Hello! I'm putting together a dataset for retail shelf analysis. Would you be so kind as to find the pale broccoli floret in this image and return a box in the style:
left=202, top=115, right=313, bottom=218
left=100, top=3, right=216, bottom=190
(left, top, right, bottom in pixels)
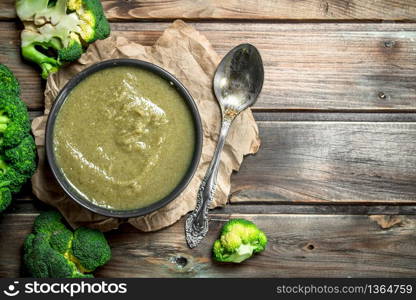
left=16, top=0, right=110, bottom=79
left=212, top=219, right=267, bottom=263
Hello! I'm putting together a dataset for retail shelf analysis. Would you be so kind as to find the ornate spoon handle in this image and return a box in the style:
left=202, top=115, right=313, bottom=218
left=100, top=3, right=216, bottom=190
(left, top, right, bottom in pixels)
left=185, top=118, right=232, bottom=248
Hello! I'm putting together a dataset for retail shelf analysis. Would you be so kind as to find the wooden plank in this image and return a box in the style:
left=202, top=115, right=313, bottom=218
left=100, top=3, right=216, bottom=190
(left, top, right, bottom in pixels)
left=230, top=121, right=416, bottom=204
left=255, top=112, right=416, bottom=122
left=109, top=22, right=416, bottom=111
left=1, top=22, right=415, bottom=111
left=8, top=198, right=416, bottom=216
left=2, top=0, right=416, bottom=21
left=219, top=203, right=416, bottom=215
left=1, top=213, right=416, bottom=277
left=9, top=120, right=416, bottom=205
left=28, top=108, right=416, bottom=125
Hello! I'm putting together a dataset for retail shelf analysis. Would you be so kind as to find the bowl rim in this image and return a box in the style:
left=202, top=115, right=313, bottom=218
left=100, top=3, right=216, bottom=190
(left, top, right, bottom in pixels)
left=45, top=58, right=203, bottom=218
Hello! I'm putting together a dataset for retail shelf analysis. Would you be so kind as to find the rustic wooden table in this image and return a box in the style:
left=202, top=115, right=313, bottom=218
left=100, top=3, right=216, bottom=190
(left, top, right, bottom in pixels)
left=1, top=0, right=416, bottom=278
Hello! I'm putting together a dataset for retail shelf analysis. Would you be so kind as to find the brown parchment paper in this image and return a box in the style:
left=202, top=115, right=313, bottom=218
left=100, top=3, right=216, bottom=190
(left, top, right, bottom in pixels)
left=31, top=20, right=261, bottom=232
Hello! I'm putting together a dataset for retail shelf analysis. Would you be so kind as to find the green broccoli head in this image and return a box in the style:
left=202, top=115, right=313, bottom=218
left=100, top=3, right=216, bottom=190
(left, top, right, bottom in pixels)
left=58, top=34, right=84, bottom=62
left=0, top=187, right=12, bottom=213
left=24, top=232, right=90, bottom=278
left=0, top=133, right=36, bottom=194
left=0, top=92, right=35, bottom=196
left=212, top=219, right=267, bottom=263
left=67, top=0, right=110, bottom=43
left=33, top=210, right=66, bottom=234
left=4, top=135, right=37, bottom=176
left=23, top=211, right=111, bottom=278
left=0, top=167, right=27, bottom=194
left=24, top=232, right=78, bottom=278
left=0, top=65, right=20, bottom=96
left=0, top=66, right=35, bottom=212
left=71, top=227, right=112, bottom=272
left=17, top=0, right=111, bottom=79
left=0, top=92, right=30, bottom=149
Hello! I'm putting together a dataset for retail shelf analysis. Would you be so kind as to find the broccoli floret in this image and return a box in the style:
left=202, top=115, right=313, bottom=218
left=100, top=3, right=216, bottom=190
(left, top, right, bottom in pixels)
left=33, top=210, right=66, bottom=234
left=0, top=65, right=20, bottom=96
left=21, top=26, right=83, bottom=79
left=0, top=164, right=27, bottom=193
left=68, top=0, right=110, bottom=43
left=71, top=227, right=111, bottom=272
left=58, top=34, right=84, bottom=62
left=23, top=211, right=111, bottom=278
left=24, top=232, right=86, bottom=278
left=212, top=219, right=267, bottom=263
left=0, top=68, right=36, bottom=208
left=4, top=135, right=37, bottom=176
left=33, top=211, right=73, bottom=254
left=17, top=0, right=111, bottom=79
left=50, top=228, right=73, bottom=254
left=0, top=186, right=12, bottom=213
left=20, top=36, right=62, bottom=80
left=0, top=133, right=36, bottom=194
left=0, top=92, right=30, bottom=149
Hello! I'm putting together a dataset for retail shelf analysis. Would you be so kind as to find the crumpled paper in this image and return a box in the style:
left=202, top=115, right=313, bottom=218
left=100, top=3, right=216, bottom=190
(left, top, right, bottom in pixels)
left=31, top=20, right=261, bottom=232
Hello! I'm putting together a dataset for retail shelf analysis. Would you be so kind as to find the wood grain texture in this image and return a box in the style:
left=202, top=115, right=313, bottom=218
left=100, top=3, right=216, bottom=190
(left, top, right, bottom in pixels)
left=6, top=120, right=416, bottom=205
left=12, top=111, right=416, bottom=206
left=1, top=213, right=416, bottom=278
left=230, top=121, right=416, bottom=204
left=7, top=199, right=416, bottom=218
left=2, top=0, right=416, bottom=21
left=8, top=120, right=416, bottom=205
left=1, top=22, right=415, bottom=111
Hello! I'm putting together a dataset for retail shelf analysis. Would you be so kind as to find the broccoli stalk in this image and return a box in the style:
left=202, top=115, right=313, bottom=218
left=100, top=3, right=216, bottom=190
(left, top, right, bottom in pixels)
left=212, top=219, right=268, bottom=263
left=21, top=41, right=62, bottom=80
left=24, top=211, right=112, bottom=278
left=16, top=0, right=111, bottom=79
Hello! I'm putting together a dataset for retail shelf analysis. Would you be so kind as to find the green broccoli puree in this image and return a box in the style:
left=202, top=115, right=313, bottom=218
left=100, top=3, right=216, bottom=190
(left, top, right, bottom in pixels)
left=53, top=66, right=196, bottom=210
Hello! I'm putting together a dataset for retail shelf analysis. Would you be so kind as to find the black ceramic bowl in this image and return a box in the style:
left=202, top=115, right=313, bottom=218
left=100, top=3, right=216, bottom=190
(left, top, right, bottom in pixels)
left=45, top=59, right=203, bottom=218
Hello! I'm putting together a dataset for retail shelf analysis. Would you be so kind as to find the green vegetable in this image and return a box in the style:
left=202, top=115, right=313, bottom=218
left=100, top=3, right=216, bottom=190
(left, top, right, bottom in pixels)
left=0, top=187, right=12, bottom=212
left=0, top=65, right=20, bottom=96
left=16, top=0, right=111, bottom=79
left=72, top=227, right=112, bottom=272
left=0, top=64, right=36, bottom=213
left=212, top=219, right=267, bottom=263
left=0, top=93, right=31, bottom=149
left=4, top=135, right=37, bottom=176
left=67, top=0, right=111, bottom=43
left=23, top=211, right=112, bottom=278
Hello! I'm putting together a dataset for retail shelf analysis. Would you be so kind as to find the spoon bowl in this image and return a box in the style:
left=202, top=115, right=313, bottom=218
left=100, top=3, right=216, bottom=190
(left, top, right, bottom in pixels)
left=213, top=44, right=264, bottom=113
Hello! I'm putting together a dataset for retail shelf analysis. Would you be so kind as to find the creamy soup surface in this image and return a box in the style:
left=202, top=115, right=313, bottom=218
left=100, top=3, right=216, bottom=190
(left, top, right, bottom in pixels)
left=54, top=66, right=196, bottom=210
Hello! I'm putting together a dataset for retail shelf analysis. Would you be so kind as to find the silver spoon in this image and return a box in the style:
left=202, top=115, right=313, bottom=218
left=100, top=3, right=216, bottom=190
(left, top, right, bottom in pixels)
left=185, top=44, right=264, bottom=248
